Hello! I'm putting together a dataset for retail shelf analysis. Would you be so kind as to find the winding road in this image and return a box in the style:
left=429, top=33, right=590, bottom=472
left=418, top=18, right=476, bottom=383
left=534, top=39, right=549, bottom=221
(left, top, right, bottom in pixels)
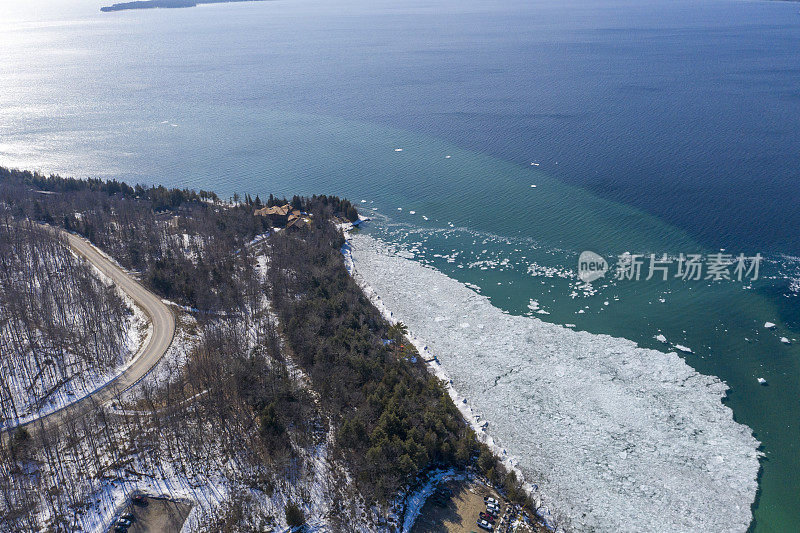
left=4, top=229, right=176, bottom=435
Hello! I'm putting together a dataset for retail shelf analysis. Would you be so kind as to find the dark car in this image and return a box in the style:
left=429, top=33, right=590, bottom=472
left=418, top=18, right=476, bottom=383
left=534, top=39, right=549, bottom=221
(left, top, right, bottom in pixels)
left=114, top=526, right=128, bottom=533
left=120, top=513, right=135, bottom=521
left=117, top=517, right=132, bottom=528
left=480, top=511, right=496, bottom=523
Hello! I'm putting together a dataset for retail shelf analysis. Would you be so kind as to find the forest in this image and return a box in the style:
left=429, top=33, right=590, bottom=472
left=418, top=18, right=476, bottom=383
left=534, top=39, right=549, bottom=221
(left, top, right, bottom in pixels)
left=0, top=219, right=134, bottom=426
left=0, top=167, right=536, bottom=531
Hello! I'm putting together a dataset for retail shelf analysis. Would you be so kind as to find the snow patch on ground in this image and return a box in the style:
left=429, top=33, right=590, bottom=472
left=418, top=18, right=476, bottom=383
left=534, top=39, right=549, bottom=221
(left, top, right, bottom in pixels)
left=401, top=469, right=464, bottom=533
left=347, top=233, right=761, bottom=533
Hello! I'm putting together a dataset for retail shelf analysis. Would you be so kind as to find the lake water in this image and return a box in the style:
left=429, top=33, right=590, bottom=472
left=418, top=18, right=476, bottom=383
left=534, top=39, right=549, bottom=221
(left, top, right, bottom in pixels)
left=1, top=0, right=799, bottom=530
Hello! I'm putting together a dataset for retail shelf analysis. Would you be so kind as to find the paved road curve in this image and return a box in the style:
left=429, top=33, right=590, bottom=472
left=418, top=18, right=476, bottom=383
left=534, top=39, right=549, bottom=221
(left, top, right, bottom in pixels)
left=4, top=229, right=176, bottom=435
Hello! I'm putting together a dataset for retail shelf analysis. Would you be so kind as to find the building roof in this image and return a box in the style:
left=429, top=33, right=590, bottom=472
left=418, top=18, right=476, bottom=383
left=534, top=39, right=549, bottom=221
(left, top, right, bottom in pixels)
left=255, top=204, right=291, bottom=217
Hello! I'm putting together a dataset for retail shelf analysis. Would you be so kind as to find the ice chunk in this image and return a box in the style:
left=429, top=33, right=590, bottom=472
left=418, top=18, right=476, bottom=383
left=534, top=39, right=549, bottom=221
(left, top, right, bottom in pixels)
left=655, top=334, right=668, bottom=343
left=764, top=322, right=776, bottom=329
left=780, top=337, right=791, bottom=345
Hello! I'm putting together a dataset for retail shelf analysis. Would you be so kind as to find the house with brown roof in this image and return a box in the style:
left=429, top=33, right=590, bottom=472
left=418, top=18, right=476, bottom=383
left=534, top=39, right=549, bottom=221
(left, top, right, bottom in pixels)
left=254, top=204, right=291, bottom=224
left=255, top=203, right=311, bottom=229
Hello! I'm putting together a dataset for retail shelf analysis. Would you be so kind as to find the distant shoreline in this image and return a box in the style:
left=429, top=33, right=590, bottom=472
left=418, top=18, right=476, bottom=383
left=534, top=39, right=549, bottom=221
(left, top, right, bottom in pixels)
left=101, top=0, right=267, bottom=13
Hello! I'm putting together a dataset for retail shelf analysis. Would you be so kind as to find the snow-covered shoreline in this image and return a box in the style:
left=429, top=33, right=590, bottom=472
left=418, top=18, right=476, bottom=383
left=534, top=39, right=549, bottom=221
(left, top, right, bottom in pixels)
left=343, top=231, right=559, bottom=530
left=345, top=231, right=761, bottom=532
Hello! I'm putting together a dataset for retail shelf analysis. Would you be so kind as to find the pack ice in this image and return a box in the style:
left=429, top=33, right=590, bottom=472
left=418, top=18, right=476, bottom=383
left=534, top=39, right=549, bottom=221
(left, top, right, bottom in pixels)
left=349, top=234, right=760, bottom=532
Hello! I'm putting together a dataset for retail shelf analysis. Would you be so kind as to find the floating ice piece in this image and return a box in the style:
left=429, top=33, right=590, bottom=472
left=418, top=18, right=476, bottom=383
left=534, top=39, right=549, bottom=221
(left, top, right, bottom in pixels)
left=160, top=120, right=169, bottom=124
left=445, top=155, right=451, bottom=158
left=655, top=334, right=668, bottom=343
left=394, top=148, right=403, bottom=152
left=780, top=337, right=791, bottom=345
left=361, top=199, right=366, bottom=203
left=409, top=210, right=416, bottom=214
left=531, top=162, right=540, bottom=166
left=764, top=322, right=776, bottom=329
left=422, top=216, right=429, bottom=221
left=531, top=184, right=537, bottom=188
left=757, top=377, right=767, bottom=385
left=565, top=323, right=576, bottom=328
left=170, top=124, right=178, bottom=127
left=397, top=207, right=402, bottom=211
left=674, top=344, right=693, bottom=353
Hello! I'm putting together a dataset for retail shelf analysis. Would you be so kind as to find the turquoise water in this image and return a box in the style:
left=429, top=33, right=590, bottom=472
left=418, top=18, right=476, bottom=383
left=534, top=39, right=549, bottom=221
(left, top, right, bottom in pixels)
left=1, top=0, right=799, bottom=529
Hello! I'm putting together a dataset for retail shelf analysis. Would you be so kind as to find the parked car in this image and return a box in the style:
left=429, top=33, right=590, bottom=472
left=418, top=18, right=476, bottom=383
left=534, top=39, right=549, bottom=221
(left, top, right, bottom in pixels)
left=116, top=518, right=132, bottom=528
left=487, top=502, right=501, bottom=514
left=480, top=511, right=496, bottom=523
left=120, top=513, right=134, bottom=522
left=485, top=496, right=499, bottom=506
left=114, top=526, right=127, bottom=533
left=477, top=519, right=494, bottom=531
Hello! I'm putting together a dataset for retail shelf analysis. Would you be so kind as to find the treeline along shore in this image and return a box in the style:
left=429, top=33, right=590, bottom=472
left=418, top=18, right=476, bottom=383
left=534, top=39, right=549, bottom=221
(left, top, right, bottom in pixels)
left=0, top=167, right=547, bottom=531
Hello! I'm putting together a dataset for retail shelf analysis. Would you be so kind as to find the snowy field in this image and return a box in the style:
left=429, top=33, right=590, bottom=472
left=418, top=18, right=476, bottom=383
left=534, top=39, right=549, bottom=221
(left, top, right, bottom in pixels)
left=348, top=233, right=761, bottom=532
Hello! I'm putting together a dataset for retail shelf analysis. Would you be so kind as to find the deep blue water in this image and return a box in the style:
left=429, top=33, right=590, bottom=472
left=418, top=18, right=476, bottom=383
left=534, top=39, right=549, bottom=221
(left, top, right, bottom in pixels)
left=1, top=0, right=799, bottom=529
